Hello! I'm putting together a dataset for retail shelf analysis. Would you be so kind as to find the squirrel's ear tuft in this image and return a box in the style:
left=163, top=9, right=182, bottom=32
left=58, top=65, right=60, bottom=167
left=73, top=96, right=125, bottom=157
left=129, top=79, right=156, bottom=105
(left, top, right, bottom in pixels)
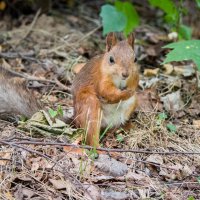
left=106, top=32, right=117, bottom=52
left=127, top=32, right=135, bottom=49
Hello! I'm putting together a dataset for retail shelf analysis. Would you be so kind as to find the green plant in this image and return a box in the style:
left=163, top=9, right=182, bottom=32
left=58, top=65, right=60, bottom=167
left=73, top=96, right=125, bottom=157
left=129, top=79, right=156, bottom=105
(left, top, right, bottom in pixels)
left=163, top=40, right=200, bottom=71
left=87, top=148, right=99, bottom=159
left=156, top=112, right=177, bottom=133
left=148, top=0, right=191, bottom=40
left=100, top=1, right=139, bottom=36
left=48, top=105, right=64, bottom=118
left=187, top=196, right=195, bottom=200
left=115, top=1, right=139, bottom=36
left=166, top=123, right=177, bottom=133
left=196, top=0, right=200, bottom=8
left=100, top=4, right=126, bottom=35
left=197, top=176, right=200, bottom=183
left=156, top=112, right=168, bottom=126
left=149, top=0, right=179, bottom=24
left=116, top=134, right=124, bottom=143
left=100, top=0, right=193, bottom=40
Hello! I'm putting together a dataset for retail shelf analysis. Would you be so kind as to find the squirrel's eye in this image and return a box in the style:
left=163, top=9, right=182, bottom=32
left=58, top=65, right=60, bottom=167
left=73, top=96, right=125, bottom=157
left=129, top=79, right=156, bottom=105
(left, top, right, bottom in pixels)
left=109, top=56, right=115, bottom=64
left=134, top=57, right=137, bottom=62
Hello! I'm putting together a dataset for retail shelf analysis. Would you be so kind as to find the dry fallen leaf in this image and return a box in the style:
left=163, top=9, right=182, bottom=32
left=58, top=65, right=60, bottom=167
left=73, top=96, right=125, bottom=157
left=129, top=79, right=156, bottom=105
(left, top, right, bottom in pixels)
left=161, top=90, right=184, bottom=111
left=125, top=171, right=147, bottom=181
left=139, top=77, right=160, bottom=89
left=181, top=164, right=195, bottom=178
left=193, top=120, right=200, bottom=128
left=84, top=184, right=101, bottom=200
left=138, top=189, right=148, bottom=199
left=92, top=175, right=114, bottom=183
left=159, top=168, right=176, bottom=181
left=21, top=188, right=35, bottom=199
left=31, top=162, right=40, bottom=171
left=137, top=89, right=163, bottom=112
left=144, top=68, right=160, bottom=76
left=174, top=65, right=195, bottom=77
left=187, top=99, right=200, bottom=117
left=168, top=32, right=178, bottom=40
left=0, top=150, right=12, bottom=165
left=49, top=179, right=71, bottom=190
left=94, top=154, right=128, bottom=177
left=146, top=154, right=163, bottom=165
left=101, top=189, right=130, bottom=200
left=163, top=64, right=174, bottom=75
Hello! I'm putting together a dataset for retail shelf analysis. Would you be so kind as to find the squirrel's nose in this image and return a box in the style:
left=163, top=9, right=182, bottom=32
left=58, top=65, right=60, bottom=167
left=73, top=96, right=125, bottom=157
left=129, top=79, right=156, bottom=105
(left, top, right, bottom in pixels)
left=122, top=72, right=129, bottom=79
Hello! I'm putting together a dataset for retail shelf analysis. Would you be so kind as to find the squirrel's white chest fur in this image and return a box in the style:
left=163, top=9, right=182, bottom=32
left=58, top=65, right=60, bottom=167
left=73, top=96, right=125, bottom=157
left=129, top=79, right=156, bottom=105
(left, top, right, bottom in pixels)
left=101, top=95, right=136, bottom=128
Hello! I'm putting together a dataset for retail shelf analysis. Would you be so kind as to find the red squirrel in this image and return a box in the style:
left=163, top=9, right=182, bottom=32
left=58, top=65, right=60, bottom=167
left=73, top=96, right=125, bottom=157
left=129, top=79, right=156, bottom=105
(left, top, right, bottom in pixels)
left=0, top=32, right=139, bottom=148
left=72, top=32, right=139, bottom=147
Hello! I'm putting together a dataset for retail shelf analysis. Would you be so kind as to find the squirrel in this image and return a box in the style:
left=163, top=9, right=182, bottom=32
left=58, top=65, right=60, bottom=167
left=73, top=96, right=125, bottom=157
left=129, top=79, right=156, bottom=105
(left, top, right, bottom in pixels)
left=0, top=67, right=41, bottom=120
left=0, top=32, right=139, bottom=148
left=72, top=32, right=139, bottom=147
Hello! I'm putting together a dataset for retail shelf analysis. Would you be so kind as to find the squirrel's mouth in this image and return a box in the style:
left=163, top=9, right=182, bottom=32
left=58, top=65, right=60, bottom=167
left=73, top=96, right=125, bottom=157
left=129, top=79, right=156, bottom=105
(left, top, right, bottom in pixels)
left=113, top=76, right=127, bottom=90
left=119, top=80, right=127, bottom=90
left=120, top=85, right=127, bottom=90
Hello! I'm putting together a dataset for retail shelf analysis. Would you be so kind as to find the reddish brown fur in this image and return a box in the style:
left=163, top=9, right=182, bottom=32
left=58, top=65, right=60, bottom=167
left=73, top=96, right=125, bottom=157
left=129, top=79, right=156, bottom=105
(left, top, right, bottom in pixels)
left=72, top=32, right=139, bottom=147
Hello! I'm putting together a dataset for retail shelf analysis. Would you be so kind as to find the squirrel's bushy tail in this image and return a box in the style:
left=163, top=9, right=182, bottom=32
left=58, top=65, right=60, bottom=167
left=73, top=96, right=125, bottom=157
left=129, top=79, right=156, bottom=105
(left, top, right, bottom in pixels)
left=0, top=67, right=41, bottom=120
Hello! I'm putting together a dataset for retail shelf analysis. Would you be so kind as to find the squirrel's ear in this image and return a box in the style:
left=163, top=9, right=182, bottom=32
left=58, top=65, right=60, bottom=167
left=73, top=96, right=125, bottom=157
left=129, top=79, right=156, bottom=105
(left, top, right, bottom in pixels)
left=106, top=32, right=117, bottom=51
left=127, top=32, right=135, bottom=49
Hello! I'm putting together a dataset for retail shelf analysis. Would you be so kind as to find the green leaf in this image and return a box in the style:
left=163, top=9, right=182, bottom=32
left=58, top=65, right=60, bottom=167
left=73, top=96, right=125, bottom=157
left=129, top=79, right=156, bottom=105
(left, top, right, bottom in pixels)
left=163, top=40, right=200, bottom=71
left=158, top=112, right=168, bottom=120
left=148, top=0, right=178, bottom=24
left=187, top=196, right=195, bottom=200
left=116, top=134, right=124, bottom=142
left=100, top=4, right=126, bottom=35
left=57, top=105, right=64, bottom=117
left=48, top=108, right=57, bottom=118
left=196, top=0, right=200, bottom=8
left=197, top=176, right=200, bottom=184
left=166, top=123, right=177, bottom=133
left=178, top=24, right=192, bottom=40
left=115, top=1, right=139, bottom=36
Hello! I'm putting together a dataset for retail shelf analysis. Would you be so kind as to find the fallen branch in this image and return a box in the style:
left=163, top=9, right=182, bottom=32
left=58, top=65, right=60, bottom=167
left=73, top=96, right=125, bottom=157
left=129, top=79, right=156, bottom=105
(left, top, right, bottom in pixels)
left=0, top=66, right=70, bottom=91
left=22, top=9, right=41, bottom=40
left=1, top=139, right=200, bottom=155
left=0, top=51, right=39, bottom=63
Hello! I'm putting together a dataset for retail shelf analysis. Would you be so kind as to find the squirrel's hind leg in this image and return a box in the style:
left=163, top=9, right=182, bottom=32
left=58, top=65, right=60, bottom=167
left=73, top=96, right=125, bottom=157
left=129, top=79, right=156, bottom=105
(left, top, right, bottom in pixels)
left=74, top=96, right=102, bottom=147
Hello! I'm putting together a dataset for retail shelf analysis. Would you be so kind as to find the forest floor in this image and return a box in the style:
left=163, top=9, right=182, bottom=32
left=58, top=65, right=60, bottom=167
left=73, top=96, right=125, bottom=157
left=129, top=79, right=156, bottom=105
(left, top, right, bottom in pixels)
left=0, top=2, right=200, bottom=200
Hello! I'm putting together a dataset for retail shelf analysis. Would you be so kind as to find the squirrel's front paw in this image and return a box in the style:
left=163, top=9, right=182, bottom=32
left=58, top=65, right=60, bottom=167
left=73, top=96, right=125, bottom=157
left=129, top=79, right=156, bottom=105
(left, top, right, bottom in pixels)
left=99, top=96, right=108, bottom=103
left=122, top=89, right=134, bottom=98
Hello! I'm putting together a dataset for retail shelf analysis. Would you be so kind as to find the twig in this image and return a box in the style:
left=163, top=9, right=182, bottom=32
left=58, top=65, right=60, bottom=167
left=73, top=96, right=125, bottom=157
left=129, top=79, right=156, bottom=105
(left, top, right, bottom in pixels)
left=118, top=156, right=180, bottom=170
left=76, top=25, right=102, bottom=44
left=1, top=140, right=200, bottom=155
left=0, top=51, right=35, bottom=59
left=0, top=66, right=70, bottom=91
left=48, top=25, right=101, bottom=53
left=165, top=181, right=199, bottom=186
left=22, top=9, right=41, bottom=40
left=0, top=158, right=12, bottom=161
left=54, top=78, right=71, bottom=91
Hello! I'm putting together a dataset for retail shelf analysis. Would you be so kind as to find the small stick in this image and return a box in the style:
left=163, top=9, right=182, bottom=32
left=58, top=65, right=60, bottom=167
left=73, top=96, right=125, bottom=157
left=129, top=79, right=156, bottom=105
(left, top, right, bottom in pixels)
left=22, top=9, right=41, bottom=40
left=0, top=66, right=70, bottom=91
left=1, top=140, right=200, bottom=155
